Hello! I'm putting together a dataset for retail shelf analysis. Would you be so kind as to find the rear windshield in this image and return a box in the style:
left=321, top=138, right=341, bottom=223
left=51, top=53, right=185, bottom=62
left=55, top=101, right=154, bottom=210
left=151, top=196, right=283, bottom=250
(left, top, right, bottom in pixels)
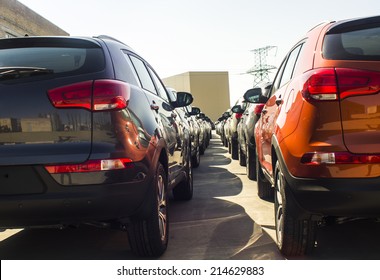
left=323, top=26, right=380, bottom=60
left=0, top=38, right=105, bottom=81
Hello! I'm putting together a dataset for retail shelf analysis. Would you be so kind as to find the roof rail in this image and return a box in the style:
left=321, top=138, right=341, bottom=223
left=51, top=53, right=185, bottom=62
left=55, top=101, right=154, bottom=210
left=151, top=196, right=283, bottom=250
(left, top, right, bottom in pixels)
left=95, top=35, right=126, bottom=45
left=307, top=20, right=335, bottom=33
left=95, top=35, right=135, bottom=51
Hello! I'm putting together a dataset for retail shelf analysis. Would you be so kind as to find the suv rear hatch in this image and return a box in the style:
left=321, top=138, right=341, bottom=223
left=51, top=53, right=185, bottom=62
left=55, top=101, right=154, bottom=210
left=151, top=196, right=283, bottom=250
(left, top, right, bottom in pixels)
left=0, top=37, right=106, bottom=165
left=323, top=16, right=380, bottom=153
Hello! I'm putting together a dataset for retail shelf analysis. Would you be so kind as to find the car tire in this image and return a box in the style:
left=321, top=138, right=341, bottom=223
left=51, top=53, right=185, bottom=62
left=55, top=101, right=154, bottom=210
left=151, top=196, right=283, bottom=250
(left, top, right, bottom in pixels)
left=127, top=162, right=169, bottom=257
left=246, top=144, right=256, bottom=180
left=191, top=144, right=200, bottom=168
left=173, top=150, right=193, bottom=200
left=200, top=139, right=206, bottom=155
left=205, top=133, right=210, bottom=148
left=256, top=150, right=273, bottom=199
left=231, top=138, right=238, bottom=160
left=274, top=161, right=316, bottom=256
left=238, top=142, right=246, bottom=166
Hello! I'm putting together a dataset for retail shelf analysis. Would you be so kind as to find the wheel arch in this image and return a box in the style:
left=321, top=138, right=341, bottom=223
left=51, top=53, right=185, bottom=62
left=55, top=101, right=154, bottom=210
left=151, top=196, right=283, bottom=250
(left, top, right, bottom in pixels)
left=271, top=135, right=284, bottom=182
left=271, top=137, right=317, bottom=221
left=158, top=147, right=169, bottom=179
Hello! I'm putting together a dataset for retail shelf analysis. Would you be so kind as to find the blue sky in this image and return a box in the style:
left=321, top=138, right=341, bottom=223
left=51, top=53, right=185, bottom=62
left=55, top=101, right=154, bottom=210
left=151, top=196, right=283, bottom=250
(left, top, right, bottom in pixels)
left=19, top=0, right=380, bottom=106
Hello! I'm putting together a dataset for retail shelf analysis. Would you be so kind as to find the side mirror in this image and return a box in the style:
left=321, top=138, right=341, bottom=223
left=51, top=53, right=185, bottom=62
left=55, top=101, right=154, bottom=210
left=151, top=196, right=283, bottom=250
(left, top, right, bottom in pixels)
left=244, top=82, right=273, bottom=104
left=198, top=112, right=206, bottom=119
left=222, top=111, right=231, bottom=118
left=243, top=88, right=263, bottom=103
left=231, top=104, right=244, bottom=114
left=172, top=92, right=193, bottom=108
left=190, top=106, right=201, bottom=116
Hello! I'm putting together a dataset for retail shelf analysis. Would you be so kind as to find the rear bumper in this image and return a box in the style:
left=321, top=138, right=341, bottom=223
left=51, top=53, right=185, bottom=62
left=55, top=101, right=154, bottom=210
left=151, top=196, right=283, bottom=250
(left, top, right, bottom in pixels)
left=273, top=136, right=380, bottom=218
left=0, top=164, right=154, bottom=229
left=284, top=167, right=380, bottom=218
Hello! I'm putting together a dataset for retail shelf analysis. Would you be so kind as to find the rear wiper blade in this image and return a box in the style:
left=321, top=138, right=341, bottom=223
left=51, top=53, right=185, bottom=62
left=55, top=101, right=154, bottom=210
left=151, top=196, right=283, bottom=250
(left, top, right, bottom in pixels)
left=0, top=67, right=54, bottom=80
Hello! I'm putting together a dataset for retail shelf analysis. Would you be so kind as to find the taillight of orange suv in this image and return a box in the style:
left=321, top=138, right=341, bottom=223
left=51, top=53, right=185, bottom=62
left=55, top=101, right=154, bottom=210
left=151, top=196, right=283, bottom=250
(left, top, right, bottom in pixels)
left=301, top=152, right=380, bottom=165
left=300, top=67, right=380, bottom=166
left=302, top=68, right=380, bottom=101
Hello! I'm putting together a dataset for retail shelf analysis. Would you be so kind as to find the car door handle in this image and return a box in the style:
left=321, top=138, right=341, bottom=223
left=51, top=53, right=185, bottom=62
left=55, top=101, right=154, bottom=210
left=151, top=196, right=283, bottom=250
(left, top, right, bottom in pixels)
left=150, top=101, right=159, bottom=111
left=275, top=94, right=283, bottom=106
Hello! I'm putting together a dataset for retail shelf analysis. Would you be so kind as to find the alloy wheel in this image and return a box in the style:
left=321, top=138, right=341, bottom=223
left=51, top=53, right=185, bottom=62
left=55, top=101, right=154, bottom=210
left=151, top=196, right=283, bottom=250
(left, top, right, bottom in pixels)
left=157, top=174, right=167, bottom=242
left=275, top=169, right=284, bottom=248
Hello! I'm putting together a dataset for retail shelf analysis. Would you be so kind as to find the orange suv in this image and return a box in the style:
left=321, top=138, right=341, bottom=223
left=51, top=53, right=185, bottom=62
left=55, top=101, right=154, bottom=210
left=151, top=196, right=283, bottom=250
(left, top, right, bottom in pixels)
left=254, top=15, right=380, bottom=256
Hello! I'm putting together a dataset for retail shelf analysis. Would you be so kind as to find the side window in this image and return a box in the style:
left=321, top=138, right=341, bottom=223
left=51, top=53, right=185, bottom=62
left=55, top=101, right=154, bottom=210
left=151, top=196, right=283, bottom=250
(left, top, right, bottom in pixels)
left=166, top=88, right=177, bottom=102
left=278, top=44, right=303, bottom=88
left=263, top=83, right=272, bottom=97
left=148, top=67, right=169, bottom=102
left=241, top=101, right=248, bottom=111
left=121, top=52, right=140, bottom=87
left=268, top=58, right=287, bottom=97
left=129, top=55, right=157, bottom=94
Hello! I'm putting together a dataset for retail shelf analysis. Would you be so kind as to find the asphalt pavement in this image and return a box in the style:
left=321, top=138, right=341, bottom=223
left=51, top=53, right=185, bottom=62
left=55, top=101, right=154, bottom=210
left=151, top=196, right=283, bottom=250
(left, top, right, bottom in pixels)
left=161, top=133, right=282, bottom=260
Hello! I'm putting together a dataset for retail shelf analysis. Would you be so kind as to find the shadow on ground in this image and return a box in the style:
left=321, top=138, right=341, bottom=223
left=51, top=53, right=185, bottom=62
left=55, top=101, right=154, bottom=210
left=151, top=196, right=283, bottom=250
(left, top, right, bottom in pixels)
left=1, top=135, right=379, bottom=260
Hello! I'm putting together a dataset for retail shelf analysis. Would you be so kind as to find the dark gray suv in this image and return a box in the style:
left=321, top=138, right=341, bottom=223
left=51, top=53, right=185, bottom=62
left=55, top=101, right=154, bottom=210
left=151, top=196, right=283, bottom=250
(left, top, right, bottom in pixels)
left=0, top=35, right=193, bottom=257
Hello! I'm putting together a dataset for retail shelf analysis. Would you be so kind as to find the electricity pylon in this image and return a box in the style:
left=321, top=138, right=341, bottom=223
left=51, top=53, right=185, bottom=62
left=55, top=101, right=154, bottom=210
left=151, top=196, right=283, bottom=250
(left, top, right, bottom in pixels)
left=246, top=46, right=277, bottom=86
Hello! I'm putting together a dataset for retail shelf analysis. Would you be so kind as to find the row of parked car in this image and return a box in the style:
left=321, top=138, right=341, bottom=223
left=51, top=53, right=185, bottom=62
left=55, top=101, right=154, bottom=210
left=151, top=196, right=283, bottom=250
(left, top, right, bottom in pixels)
left=167, top=87, right=213, bottom=167
left=0, top=35, right=213, bottom=258
left=216, top=15, right=380, bottom=257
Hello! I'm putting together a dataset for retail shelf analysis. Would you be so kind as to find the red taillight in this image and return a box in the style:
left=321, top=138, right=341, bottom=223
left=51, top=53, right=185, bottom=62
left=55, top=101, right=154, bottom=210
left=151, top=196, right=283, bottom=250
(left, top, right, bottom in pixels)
left=235, top=113, right=243, bottom=119
left=301, top=152, right=380, bottom=165
left=45, top=158, right=133, bottom=174
left=93, top=80, right=129, bottom=110
left=48, top=81, right=93, bottom=109
left=302, top=68, right=338, bottom=101
left=253, top=104, right=265, bottom=115
left=302, top=68, right=380, bottom=102
left=48, top=80, right=130, bottom=111
left=336, top=68, right=380, bottom=99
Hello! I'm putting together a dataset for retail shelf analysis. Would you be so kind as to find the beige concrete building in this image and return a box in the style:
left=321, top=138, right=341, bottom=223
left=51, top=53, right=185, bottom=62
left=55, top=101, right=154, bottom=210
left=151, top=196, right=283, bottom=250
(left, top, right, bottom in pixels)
left=0, top=0, right=69, bottom=38
left=163, top=71, right=230, bottom=121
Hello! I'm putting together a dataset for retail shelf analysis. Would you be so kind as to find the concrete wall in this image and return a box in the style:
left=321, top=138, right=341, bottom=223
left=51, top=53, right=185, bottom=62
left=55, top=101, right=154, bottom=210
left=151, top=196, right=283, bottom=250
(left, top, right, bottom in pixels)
left=163, top=71, right=230, bottom=122
left=163, top=72, right=192, bottom=92
left=0, top=0, right=69, bottom=38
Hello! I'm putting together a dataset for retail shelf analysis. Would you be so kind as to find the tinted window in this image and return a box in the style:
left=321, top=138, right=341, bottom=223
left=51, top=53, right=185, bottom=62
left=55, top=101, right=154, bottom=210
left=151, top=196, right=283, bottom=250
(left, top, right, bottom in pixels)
left=129, top=55, right=157, bottom=94
left=116, top=50, right=140, bottom=87
left=1, top=48, right=81, bottom=71
left=279, top=44, right=302, bottom=88
left=148, top=67, right=169, bottom=101
left=269, top=58, right=286, bottom=96
left=166, top=87, right=177, bottom=102
left=0, top=37, right=105, bottom=79
left=323, top=26, right=380, bottom=60
left=0, top=47, right=104, bottom=80
left=263, top=83, right=272, bottom=97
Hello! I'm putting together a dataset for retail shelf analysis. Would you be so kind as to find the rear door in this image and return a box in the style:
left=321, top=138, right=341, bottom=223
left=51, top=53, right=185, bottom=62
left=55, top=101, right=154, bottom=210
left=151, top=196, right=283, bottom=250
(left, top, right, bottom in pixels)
left=127, top=54, right=183, bottom=182
left=0, top=37, right=107, bottom=165
left=258, top=44, right=303, bottom=175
